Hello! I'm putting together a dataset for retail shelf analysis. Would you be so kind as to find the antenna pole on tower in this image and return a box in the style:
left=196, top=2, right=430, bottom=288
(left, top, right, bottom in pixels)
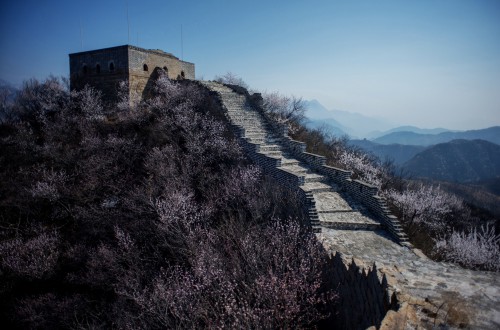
left=126, top=0, right=130, bottom=44
left=181, top=24, right=184, bottom=61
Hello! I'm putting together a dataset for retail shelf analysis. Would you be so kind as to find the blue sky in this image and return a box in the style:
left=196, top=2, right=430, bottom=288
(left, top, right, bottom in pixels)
left=1, top=0, right=499, bottom=130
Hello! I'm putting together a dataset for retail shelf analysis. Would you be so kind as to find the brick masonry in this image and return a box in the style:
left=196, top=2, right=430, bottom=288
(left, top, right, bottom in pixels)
left=209, top=81, right=408, bottom=243
left=69, top=45, right=195, bottom=104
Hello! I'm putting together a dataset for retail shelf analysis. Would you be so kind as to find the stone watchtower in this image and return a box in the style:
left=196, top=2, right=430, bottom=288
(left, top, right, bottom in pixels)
left=69, top=45, right=195, bottom=102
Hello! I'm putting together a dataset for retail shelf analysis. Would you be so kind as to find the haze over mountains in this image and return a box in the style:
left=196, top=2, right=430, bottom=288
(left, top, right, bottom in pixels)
left=303, top=100, right=395, bottom=139
left=403, top=139, right=500, bottom=183
left=304, top=99, right=499, bottom=143
left=304, top=99, right=500, bottom=187
left=373, top=127, right=500, bottom=146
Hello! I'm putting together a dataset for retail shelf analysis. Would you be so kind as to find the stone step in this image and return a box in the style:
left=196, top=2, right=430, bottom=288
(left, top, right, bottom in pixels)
left=304, top=173, right=326, bottom=183
left=319, top=211, right=381, bottom=230
left=301, top=182, right=332, bottom=193
left=244, top=131, right=267, bottom=137
left=257, top=144, right=280, bottom=152
left=279, top=164, right=308, bottom=174
left=313, top=192, right=352, bottom=212
left=280, top=158, right=300, bottom=167
left=260, top=150, right=283, bottom=157
left=244, top=130, right=266, bottom=135
left=246, top=138, right=266, bottom=144
left=231, top=118, right=265, bottom=124
left=233, top=123, right=267, bottom=130
left=228, top=113, right=263, bottom=120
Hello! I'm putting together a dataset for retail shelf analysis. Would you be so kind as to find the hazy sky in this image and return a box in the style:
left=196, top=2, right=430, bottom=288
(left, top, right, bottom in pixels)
left=1, top=0, right=499, bottom=130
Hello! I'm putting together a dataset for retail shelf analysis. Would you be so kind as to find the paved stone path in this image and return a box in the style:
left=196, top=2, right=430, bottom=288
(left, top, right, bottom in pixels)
left=202, top=81, right=500, bottom=329
left=319, top=229, right=500, bottom=329
left=201, top=81, right=380, bottom=232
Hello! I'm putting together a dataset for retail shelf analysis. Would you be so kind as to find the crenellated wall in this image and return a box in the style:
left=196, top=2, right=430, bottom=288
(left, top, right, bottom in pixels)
left=227, top=84, right=408, bottom=243
left=325, top=252, right=397, bottom=329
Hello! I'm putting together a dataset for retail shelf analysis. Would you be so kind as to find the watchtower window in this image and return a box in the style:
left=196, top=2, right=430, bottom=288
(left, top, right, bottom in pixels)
left=143, top=64, right=149, bottom=71
left=181, top=71, right=185, bottom=78
left=95, top=64, right=101, bottom=74
left=109, top=62, right=115, bottom=71
left=82, top=65, right=88, bottom=74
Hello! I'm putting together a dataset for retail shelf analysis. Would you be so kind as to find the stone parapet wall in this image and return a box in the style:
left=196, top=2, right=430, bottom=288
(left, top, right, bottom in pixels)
left=326, top=252, right=396, bottom=329
left=202, top=82, right=319, bottom=231
left=319, top=165, right=353, bottom=185
left=224, top=84, right=408, bottom=243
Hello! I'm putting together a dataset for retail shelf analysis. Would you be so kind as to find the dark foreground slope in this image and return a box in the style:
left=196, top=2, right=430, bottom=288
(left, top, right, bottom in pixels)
left=0, top=78, right=334, bottom=329
left=403, top=139, right=500, bottom=182
left=0, top=77, right=398, bottom=329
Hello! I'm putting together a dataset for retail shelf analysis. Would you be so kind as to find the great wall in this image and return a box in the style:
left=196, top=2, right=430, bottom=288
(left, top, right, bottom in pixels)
left=201, top=81, right=500, bottom=329
left=67, top=41, right=500, bottom=326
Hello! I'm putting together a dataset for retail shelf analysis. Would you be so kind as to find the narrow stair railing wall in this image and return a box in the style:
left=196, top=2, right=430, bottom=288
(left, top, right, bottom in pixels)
left=248, top=88, right=408, bottom=244
left=200, top=81, right=408, bottom=244
left=199, top=81, right=321, bottom=232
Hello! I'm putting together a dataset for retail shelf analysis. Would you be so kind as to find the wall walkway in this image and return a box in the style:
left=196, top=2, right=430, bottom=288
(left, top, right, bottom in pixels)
left=200, top=81, right=500, bottom=329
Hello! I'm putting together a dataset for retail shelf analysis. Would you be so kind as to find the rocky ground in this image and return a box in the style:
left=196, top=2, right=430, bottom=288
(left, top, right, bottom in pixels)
left=318, top=228, right=500, bottom=329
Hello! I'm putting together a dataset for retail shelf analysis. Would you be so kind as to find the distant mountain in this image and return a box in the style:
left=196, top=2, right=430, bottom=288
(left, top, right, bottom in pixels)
left=374, top=126, right=500, bottom=146
left=303, top=99, right=333, bottom=119
left=402, top=139, right=500, bottom=183
left=328, top=109, right=394, bottom=139
left=349, top=139, right=427, bottom=165
left=366, top=126, right=451, bottom=139
left=438, top=179, right=500, bottom=217
left=303, top=99, right=395, bottom=138
left=305, top=119, right=348, bottom=137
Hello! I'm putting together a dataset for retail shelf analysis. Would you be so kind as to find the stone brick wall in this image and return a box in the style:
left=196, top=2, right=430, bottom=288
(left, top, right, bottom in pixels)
left=69, top=45, right=129, bottom=103
left=198, top=82, right=318, bottom=230
left=69, top=45, right=195, bottom=104
left=128, top=46, right=195, bottom=99
left=225, top=84, right=408, bottom=243
left=325, top=252, right=397, bottom=329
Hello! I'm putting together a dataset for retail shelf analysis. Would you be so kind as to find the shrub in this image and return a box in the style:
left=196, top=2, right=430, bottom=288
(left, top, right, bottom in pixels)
left=131, top=219, right=334, bottom=329
left=262, top=92, right=305, bottom=134
left=214, top=72, right=249, bottom=89
left=434, top=224, right=500, bottom=271
left=0, top=231, right=59, bottom=280
left=0, top=76, right=339, bottom=327
left=386, top=184, right=469, bottom=234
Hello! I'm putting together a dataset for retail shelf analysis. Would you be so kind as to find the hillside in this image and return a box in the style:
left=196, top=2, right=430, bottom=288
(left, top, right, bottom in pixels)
left=349, top=139, right=427, bottom=165
left=0, top=78, right=340, bottom=328
left=438, top=179, right=500, bottom=217
left=374, top=126, right=500, bottom=146
left=366, top=126, right=450, bottom=139
left=403, top=139, right=500, bottom=182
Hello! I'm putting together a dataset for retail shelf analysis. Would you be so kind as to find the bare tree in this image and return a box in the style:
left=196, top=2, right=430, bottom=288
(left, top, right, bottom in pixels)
left=262, top=92, right=306, bottom=133
left=214, top=72, right=249, bottom=89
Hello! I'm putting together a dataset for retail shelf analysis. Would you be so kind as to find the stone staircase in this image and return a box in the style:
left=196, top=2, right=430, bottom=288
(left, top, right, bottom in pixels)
left=199, top=81, right=499, bottom=330
left=201, top=81, right=383, bottom=234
